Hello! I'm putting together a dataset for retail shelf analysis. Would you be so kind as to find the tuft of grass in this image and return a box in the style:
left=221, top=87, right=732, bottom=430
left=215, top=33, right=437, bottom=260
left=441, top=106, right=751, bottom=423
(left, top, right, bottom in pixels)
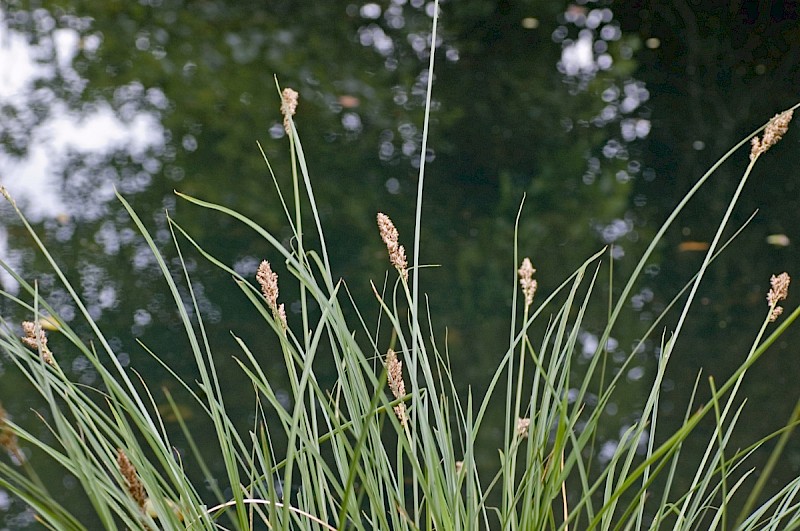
left=1, top=4, right=800, bottom=528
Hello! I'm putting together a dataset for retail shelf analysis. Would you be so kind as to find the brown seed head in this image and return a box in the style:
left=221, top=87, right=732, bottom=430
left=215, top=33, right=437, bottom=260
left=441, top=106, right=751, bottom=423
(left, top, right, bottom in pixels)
left=117, top=449, right=147, bottom=510
left=377, top=213, right=408, bottom=281
left=21, top=321, right=54, bottom=365
left=257, top=261, right=279, bottom=311
left=385, top=349, right=407, bottom=426
left=257, top=261, right=287, bottom=332
left=750, top=110, right=793, bottom=160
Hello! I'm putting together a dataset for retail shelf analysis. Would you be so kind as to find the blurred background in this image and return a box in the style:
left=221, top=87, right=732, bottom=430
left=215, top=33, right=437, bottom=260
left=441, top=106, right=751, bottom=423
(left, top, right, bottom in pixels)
left=1, top=0, right=799, bottom=527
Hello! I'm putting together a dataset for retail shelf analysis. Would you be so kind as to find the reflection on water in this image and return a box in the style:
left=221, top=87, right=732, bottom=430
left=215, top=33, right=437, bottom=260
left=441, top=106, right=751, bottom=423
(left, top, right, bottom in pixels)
left=0, top=22, right=164, bottom=219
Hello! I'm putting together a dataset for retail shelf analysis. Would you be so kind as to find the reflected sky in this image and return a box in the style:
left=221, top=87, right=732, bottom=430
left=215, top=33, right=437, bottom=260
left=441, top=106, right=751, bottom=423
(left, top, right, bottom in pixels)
left=0, top=23, right=164, bottom=219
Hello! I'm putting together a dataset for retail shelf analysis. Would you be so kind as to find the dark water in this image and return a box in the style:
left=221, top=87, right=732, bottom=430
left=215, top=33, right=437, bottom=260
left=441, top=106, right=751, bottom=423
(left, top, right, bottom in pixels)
left=1, top=1, right=799, bottom=527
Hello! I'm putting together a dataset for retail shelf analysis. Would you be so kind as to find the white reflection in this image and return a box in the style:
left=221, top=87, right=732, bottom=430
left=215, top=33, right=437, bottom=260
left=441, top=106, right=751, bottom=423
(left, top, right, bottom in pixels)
left=560, top=33, right=595, bottom=76
left=0, top=23, right=164, bottom=221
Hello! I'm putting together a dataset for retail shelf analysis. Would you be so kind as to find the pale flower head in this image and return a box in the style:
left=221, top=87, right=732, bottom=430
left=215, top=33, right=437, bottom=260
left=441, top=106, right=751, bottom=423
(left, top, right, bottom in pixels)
left=276, top=303, right=287, bottom=330
left=516, top=417, right=531, bottom=438
left=281, top=88, right=299, bottom=134
left=518, top=257, right=538, bottom=307
left=767, top=272, right=790, bottom=322
left=750, top=109, right=793, bottom=160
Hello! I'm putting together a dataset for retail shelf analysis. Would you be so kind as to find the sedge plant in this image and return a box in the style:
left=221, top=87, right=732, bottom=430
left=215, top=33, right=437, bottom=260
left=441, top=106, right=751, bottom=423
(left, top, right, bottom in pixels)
left=1, top=4, right=800, bottom=528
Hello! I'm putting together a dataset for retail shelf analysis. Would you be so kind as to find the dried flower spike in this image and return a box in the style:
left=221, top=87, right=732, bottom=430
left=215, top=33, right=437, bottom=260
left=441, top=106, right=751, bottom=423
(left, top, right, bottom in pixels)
left=256, top=261, right=287, bottom=331
left=518, top=257, right=538, bottom=308
left=281, top=87, right=299, bottom=134
left=21, top=321, right=54, bottom=365
left=750, top=109, right=793, bottom=160
left=385, top=349, right=407, bottom=426
left=257, top=261, right=279, bottom=310
left=377, top=213, right=408, bottom=282
left=117, top=449, right=147, bottom=510
left=767, top=272, right=790, bottom=322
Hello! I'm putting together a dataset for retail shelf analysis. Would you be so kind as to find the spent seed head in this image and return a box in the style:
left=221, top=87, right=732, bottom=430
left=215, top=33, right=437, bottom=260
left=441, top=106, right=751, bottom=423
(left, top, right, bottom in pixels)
left=377, top=213, right=408, bottom=282
left=385, top=349, right=407, bottom=426
left=117, top=448, right=147, bottom=510
left=21, top=321, right=54, bottom=365
left=257, top=261, right=279, bottom=311
left=257, top=261, right=287, bottom=332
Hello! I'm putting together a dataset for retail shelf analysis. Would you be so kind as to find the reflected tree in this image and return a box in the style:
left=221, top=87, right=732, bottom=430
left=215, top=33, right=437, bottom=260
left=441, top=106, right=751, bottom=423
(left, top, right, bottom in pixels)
left=1, top=0, right=645, bottom=330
